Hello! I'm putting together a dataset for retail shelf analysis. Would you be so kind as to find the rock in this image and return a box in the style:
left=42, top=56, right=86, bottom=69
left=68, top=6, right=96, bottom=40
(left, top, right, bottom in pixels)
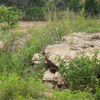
left=91, top=33, right=100, bottom=39
left=43, top=69, right=65, bottom=88
left=43, top=69, right=55, bottom=81
left=54, top=72, right=64, bottom=85
left=43, top=44, right=72, bottom=68
left=31, top=53, right=41, bottom=65
left=0, top=41, right=4, bottom=49
left=45, top=92, right=52, bottom=98
left=43, top=33, right=100, bottom=69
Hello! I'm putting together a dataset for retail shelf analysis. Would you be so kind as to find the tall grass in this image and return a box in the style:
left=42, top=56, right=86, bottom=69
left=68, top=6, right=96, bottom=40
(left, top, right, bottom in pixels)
left=47, top=10, right=100, bottom=34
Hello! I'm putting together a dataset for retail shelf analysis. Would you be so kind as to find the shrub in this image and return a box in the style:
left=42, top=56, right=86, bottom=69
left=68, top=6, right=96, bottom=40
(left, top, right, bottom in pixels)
left=0, top=5, right=22, bottom=30
left=58, top=49, right=100, bottom=91
left=0, top=73, right=48, bottom=100
left=85, top=0, right=100, bottom=16
left=95, top=86, right=100, bottom=100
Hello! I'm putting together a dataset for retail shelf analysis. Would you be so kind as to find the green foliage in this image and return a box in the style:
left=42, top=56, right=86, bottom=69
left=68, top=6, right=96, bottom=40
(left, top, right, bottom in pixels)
left=0, top=0, right=100, bottom=21
left=0, top=0, right=8, bottom=5
left=95, top=86, right=100, bottom=100
left=0, top=5, right=22, bottom=30
left=46, top=9, right=100, bottom=33
left=29, top=0, right=44, bottom=7
left=64, top=0, right=81, bottom=12
left=0, top=73, right=48, bottom=100
left=26, top=7, right=44, bottom=21
left=58, top=49, right=100, bottom=91
left=52, top=89, right=95, bottom=100
left=0, top=6, right=8, bottom=22
left=63, top=0, right=100, bottom=16
left=0, top=7, right=100, bottom=99
left=0, top=27, right=58, bottom=74
left=85, top=0, right=100, bottom=15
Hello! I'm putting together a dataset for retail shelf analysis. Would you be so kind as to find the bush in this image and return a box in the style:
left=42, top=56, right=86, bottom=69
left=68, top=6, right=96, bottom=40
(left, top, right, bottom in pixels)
left=95, top=86, right=100, bottom=100
left=85, top=0, right=100, bottom=16
left=0, top=73, right=48, bottom=100
left=58, top=49, right=100, bottom=91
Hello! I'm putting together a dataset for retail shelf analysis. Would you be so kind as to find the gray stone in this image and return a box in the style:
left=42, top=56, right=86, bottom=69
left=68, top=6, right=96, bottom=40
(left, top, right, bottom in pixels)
left=43, top=44, right=71, bottom=68
left=31, top=53, right=41, bottom=65
left=43, top=69, right=64, bottom=86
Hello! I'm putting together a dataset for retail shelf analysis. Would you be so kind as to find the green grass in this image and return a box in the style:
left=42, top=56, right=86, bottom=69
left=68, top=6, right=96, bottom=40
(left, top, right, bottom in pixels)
left=0, top=73, right=49, bottom=100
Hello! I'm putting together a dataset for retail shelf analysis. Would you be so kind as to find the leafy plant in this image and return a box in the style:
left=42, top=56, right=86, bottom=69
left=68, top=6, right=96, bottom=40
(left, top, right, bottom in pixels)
left=52, top=88, right=95, bottom=100
left=0, top=73, right=48, bottom=100
left=95, top=86, right=100, bottom=100
left=0, top=5, right=22, bottom=30
left=58, top=49, right=100, bottom=91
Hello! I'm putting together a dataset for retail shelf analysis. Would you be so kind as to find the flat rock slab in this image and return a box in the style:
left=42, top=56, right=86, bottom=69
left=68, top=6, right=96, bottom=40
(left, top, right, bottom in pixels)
left=43, top=33, right=100, bottom=68
left=43, top=44, right=73, bottom=67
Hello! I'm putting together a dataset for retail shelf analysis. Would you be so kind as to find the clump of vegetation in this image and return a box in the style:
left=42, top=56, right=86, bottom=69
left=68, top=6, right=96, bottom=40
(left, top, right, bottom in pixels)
left=46, top=9, right=100, bottom=33
left=52, top=88, right=95, bottom=100
left=0, top=5, right=22, bottom=30
left=0, top=73, right=49, bottom=100
left=0, top=0, right=100, bottom=21
left=26, top=7, right=44, bottom=21
left=58, top=49, right=100, bottom=91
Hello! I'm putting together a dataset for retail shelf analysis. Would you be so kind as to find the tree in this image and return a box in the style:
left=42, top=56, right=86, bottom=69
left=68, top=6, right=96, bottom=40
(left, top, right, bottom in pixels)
left=0, top=5, right=22, bottom=30
left=0, top=0, right=8, bottom=5
left=85, top=0, right=100, bottom=15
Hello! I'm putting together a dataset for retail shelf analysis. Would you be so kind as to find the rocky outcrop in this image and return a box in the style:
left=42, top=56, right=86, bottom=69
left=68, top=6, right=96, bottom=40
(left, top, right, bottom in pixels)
left=32, top=33, right=100, bottom=90
left=31, top=53, right=66, bottom=89
left=42, top=32, right=100, bottom=89
left=43, top=44, right=73, bottom=70
left=43, top=33, right=100, bottom=68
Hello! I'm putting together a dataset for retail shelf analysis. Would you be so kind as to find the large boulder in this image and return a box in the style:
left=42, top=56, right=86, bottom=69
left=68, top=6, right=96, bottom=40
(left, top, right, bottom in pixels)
left=42, top=32, right=100, bottom=90
left=43, top=69, right=65, bottom=88
left=43, top=33, right=100, bottom=70
left=43, top=44, right=76, bottom=70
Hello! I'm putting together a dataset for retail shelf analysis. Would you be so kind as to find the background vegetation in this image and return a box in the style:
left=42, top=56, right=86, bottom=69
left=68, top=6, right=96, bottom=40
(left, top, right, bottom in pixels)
left=0, top=0, right=100, bottom=21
